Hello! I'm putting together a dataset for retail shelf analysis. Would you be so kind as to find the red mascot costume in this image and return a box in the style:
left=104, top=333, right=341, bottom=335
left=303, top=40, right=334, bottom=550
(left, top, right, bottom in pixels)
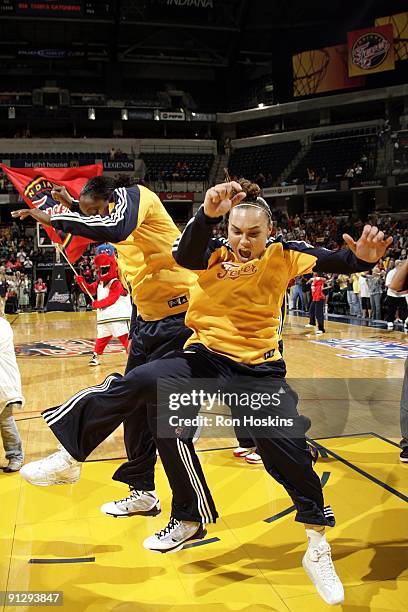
left=76, top=244, right=132, bottom=366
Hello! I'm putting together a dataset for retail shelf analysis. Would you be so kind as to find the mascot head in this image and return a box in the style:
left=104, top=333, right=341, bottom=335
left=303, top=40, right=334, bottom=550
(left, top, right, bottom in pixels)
left=94, top=243, right=117, bottom=283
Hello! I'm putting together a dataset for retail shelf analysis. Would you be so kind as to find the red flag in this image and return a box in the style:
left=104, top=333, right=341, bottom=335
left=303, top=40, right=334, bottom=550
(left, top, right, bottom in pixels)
left=1, top=163, right=103, bottom=262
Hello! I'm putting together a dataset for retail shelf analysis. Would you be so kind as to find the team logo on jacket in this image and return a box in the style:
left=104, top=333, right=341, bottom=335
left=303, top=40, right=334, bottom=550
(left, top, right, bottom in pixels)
left=217, top=262, right=258, bottom=280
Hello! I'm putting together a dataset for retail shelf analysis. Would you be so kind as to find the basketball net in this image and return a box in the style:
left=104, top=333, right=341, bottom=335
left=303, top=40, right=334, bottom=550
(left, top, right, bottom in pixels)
left=293, top=49, right=330, bottom=96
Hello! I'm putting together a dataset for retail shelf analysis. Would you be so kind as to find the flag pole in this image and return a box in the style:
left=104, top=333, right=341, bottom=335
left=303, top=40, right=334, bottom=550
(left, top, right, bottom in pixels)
left=55, top=244, right=93, bottom=299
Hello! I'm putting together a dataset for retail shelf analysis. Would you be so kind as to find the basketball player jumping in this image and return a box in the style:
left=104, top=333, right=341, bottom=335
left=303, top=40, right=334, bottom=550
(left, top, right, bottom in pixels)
left=17, top=181, right=391, bottom=605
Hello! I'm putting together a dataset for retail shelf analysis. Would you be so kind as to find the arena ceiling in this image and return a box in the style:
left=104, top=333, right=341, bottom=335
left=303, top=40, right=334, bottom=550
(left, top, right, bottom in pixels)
left=0, top=0, right=406, bottom=69
left=0, top=0, right=407, bottom=103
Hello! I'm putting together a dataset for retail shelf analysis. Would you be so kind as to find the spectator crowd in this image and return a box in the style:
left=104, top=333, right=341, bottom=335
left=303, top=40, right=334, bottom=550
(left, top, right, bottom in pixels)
left=1, top=208, right=408, bottom=328
left=0, top=221, right=98, bottom=314
left=283, top=212, right=408, bottom=330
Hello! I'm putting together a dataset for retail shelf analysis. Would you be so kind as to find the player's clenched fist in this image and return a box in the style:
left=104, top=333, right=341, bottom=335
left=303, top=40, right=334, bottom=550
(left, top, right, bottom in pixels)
left=203, top=181, right=246, bottom=218
left=51, top=185, right=73, bottom=207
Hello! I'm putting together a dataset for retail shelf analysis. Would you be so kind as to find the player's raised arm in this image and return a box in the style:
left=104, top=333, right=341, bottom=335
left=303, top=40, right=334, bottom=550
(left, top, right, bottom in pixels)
left=172, top=182, right=245, bottom=270
left=342, top=225, right=393, bottom=264
left=11, top=186, right=79, bottom=225
left=51, top=185, right=74, bottom=207
left=49, top=186, right=139, bottom=243
left=285, top=225, right=393, bottom=278
left=11, top=208, right=53, bottom=226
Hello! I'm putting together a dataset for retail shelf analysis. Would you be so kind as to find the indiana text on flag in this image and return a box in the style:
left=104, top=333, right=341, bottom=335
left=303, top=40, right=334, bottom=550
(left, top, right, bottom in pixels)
left=1, top=163, right=103, bottom=263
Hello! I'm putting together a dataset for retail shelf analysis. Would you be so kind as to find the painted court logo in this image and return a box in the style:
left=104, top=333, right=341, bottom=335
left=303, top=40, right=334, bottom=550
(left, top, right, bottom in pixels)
left=15, top=338, right=126, bottom=357
left=311, top=338, right=408, bottom=360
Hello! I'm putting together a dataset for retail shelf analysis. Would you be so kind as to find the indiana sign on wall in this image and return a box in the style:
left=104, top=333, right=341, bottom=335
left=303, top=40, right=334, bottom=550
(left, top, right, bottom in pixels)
left=348, top=24, right=395, bottom=77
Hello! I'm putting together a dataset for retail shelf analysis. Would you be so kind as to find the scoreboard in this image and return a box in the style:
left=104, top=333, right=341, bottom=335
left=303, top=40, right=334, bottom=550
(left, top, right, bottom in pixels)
left=0, top=1, right=112, bottom=17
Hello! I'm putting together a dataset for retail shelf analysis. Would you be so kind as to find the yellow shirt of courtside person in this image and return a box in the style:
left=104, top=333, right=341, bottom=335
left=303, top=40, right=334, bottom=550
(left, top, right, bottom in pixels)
left=50, top=183, right=197, bottom=321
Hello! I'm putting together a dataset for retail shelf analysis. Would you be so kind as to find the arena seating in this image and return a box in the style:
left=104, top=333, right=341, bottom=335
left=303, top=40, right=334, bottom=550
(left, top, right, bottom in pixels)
left=228, top=140, right=301, bottom=186
left=288, top=127, right=378, bottom=183
left=2, top=152, right=112, bottom=162
left=312, top=126, right=377, bottom=140
left=141, top=152, right=214, bottom=181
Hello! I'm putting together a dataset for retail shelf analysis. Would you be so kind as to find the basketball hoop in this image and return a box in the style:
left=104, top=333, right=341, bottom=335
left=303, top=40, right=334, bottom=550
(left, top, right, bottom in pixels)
left=389, top=12, right=408, bottom=60
left=376, top=13, right=408, bottom=61
left=394, top=37, right=408, bottom=61
left=293, top=49, right=330, bottom=97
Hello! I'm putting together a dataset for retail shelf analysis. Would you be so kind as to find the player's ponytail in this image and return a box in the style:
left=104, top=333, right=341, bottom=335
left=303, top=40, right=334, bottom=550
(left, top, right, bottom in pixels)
left=237, top=178, right=261, bottom=201
left=234, top=177, right=273, bottom=225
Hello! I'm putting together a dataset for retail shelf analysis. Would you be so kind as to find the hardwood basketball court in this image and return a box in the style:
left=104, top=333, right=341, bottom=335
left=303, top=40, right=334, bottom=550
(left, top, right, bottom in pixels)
left=1, top=311, right=407, bottom=611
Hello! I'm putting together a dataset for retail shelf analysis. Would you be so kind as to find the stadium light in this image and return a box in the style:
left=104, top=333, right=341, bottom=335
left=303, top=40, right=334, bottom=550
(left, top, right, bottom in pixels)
left=8, top=106, right=15, bottom=119
left=121, top=109, right=128, bottom=121
left=258, top=103, right=265, bottom=108
left=88, top=107, right=96, bottom=120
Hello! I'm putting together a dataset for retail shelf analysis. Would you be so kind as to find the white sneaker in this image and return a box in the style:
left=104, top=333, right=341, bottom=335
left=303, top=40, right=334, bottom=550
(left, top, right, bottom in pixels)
left=400, top=448, right=408, bottom=462
left=233, top=446, right=253, bottom=458
left=387, top=322, right=394, bottom=330
left=245, top=452, right=263, bottom=465
left=302, top=541, right=344, bottom=605
left=89, top=353, right=100, bottom=366
left=305, top=323, right=314, bottom=328
left=20, top=449, right=81, bottom=486
left=101, top=489, right=161, bottom=517
left=3, top=457, right=24, bottom=473
left=143, top=517, right=206, bottom=553
left=315, top=330, right=324, bottom=335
